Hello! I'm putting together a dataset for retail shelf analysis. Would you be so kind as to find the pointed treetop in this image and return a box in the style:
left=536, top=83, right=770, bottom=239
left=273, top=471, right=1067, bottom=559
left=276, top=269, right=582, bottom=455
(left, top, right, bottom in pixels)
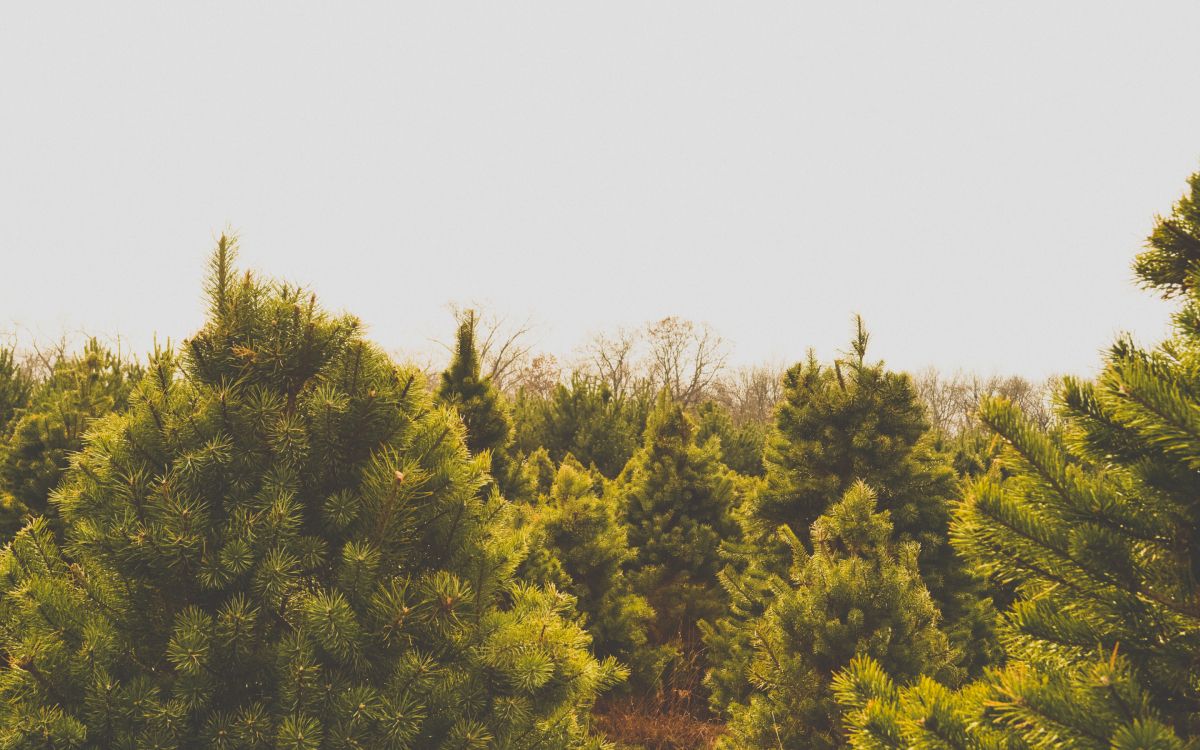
left=641, top=390, right=693, bottom=448
left=810, top=481, right=893, bottom=559
left=204, top=232, right=239, bottom=321
left=446, top=309, right=483, bottom=384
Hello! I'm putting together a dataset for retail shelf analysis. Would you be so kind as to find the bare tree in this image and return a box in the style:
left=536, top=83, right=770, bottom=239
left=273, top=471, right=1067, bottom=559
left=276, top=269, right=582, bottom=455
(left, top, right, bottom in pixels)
left=26, top=334, right=70, bottom=380
left=714, top=363, right=786, bottom=425
left=914, top=368, right=1058, bottom=435
left=508, top=353, right=563, bottom=399
left=644, top=317, right=729, bottom=406
left=914, top=367, right=958, bottom=435
left=580, top=326, right=641, bottom=400
left=989, top=374, right=1056, bottom=430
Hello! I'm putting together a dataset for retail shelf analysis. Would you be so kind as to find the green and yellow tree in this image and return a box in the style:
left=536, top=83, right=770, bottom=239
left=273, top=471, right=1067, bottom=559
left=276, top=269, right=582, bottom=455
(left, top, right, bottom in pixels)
left=0, top=338, right=139, bottom=536
left=519, top=455, right=654, bottom=684
left=835, top=169, right=1200, bottom=749
left=721, top=483, right=955, bottom=750
left=0, top=237, right=622, bottom=749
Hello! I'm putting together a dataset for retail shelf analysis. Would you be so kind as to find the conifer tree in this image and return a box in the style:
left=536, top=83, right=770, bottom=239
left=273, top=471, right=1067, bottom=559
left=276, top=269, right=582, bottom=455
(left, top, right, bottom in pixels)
left=752, top=319, right=946, bottom=556
left=834, top=169, right=1200, bottom=749
left=519, top=455, right=654, bottom=684
left=721, top=482, right=955, bottom=750
left=706, top=323, right=996, bottom=717
left=0, top=338, right=138, bottom=536
left=437, top=310, right=524, bottom=499
left=512, top=374, right=649, bottom=480
left=0, top=346, right=34, bottom=437
left=0, top=346, right=35, bottom=531
left=0, top=236, right=621, bottom=749
left=693, top=400, right=767, bottom=477
left=774, top=324, right=991, bottom=625
left=618, top=394, right=738, bottom=645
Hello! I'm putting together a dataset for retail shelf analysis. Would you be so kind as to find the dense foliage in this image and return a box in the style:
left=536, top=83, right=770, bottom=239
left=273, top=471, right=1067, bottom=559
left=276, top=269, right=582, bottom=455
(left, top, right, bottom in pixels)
left=518, top=455, right=653, bottom=681
left=5, top=166, right=1200, bottom=749
left=835, top=170, right=1200, bottom=749
left=722, top=483, right=954, bottom=750
left=0, top=340, right=139, bottom=536
left=618, top=396, right=737, bottom=646
left=512, top=375, right=649, bottom=480
left=0, top=240, right=621, bottom=749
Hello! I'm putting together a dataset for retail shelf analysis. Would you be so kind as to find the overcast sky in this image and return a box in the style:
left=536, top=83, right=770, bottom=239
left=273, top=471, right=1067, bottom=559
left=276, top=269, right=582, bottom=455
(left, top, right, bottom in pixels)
left=4, top=3, right=1199, bottom=379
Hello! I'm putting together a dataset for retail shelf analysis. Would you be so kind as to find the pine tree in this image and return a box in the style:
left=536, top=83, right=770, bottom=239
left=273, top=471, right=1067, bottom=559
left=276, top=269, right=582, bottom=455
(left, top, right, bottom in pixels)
left=436, top=310, right=525, bottom=499
left=693, top=400, right=767, bottom=477
left=752, top=319, right=946, bottom=556
left=834, top=169, right=1200, bottom=749
left=698, top=511, right=784, bottom=715
left=0, top=346, right=35, bottom=532
left=0, top=338, right=139, bottom=536
left=512, top=374, right=649, bottom=480
left=518, top=455, right=655, bottom=684
left=721, top=482, right=955, bottom=750
left=706, top=323, right=997, bottom=718
left=0, top=346, right=34, bottom=437
left=619, top=394, right=738, bottom=645
left=0, top=236, right=622, bottom=749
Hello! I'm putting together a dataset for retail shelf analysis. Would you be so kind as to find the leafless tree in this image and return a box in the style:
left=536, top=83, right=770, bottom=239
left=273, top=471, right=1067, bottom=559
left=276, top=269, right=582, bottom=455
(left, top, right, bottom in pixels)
left=25, top=335, right=70, bottom=380
left=914, top=367, right=959, bottom=435
left=644, top=317, right=729, bottom=406
left=714, top=363, right=786, bottom=425
left=580, top=326, right=641, bottom=400
left=508, top=353, right=563, bottom=399
left=914, top=368, right=1058, bottom=435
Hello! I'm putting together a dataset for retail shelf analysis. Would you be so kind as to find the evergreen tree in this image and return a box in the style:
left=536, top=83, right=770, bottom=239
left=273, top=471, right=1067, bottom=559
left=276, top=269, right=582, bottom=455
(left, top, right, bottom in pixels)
left=0, top=346, right=35, bottom=531
left=706, top=323, right=997, bottom=718
left=693, top=400, right=767, bottom=477
left=436, top=310, right=524, bottom=499
left=721, top=482, right=955, bottom=750
left=519, top=446, right=557, bottom=500
left=519, top=455, right=655, bottom=684
left=0, top=338, right=139, bottom=536
left=0, top=346, right=34, bottom=437
left=619, top=394, right=738, bottom=645
left=834, top=169, right=1200, bottom=749
left=512, top=374, right=649, bottom=480
left=698, top=500, right=778, bottom=715
left=0, top=237, right=621, bottom=749
left=752, top=319, right=945, bottom=554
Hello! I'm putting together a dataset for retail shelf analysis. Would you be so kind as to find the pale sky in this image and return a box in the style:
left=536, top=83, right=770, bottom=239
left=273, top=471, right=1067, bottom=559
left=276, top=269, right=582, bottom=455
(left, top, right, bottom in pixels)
left=3, top=3, right=1199, bottom=379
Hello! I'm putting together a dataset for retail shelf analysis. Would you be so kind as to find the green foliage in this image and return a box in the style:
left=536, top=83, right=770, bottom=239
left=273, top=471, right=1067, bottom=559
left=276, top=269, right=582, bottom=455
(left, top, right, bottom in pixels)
left=0, top=237, right=622, bottom=749
left=0, top=346, right=34, bottom=438
left=618, top=394, right=738, bottom=644
left=836, top=650, right=1186, bottom=750
left=436, top=310, right=524, bottom=499
left=835, top=169, right=1200, bottom=749
left=708, top=323, right=998, bottom=718
left=693, top=400, right=767, bottom=477
left=699, top=507, right=786, bottom=715
left=1135, top=169, right=1200, bottom=298
left=512, top=374, right=649, bottom=480
left=721, top=483, right=955, bottom=750
left=519, top=456, right=655, bottom=684
left=0, top=339, right=139, bottom=536
left=753, top=319, right=943, bottom=550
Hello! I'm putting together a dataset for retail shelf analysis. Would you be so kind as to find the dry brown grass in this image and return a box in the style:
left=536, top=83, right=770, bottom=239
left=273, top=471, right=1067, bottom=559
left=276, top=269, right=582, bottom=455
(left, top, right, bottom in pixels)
left=593, top=639, right=726, bottom=750
left=593, top=697, right=725, bottom=750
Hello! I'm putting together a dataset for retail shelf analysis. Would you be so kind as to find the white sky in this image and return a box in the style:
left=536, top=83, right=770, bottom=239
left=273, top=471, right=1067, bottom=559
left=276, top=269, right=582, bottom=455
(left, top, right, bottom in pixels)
left=3, top=3, right=1199, bottom=379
